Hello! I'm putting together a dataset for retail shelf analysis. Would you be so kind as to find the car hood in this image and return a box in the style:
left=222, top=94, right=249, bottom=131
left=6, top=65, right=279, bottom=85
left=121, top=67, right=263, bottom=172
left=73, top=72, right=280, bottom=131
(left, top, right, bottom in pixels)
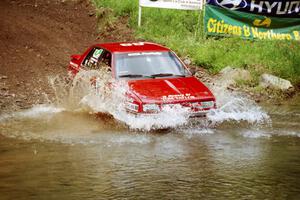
left=128, top=77, right=215, bottom=103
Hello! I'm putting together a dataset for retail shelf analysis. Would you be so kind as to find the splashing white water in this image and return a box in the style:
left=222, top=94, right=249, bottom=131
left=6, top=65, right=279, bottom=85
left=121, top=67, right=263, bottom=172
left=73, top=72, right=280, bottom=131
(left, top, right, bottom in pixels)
left=240, top=130, right=271, bottom=139
left=0, top=105, right=63, bottom=123
left=207, top=98, right=270, bottom=125
left=207, top=85, right=271, bottom=126
left=114, top=105, right=190, bottom=131
left=48, top=70, right=191, bottom=131
left=47, top=70, right=271, bottom=131
left=80, top=81, right=191, bottom=131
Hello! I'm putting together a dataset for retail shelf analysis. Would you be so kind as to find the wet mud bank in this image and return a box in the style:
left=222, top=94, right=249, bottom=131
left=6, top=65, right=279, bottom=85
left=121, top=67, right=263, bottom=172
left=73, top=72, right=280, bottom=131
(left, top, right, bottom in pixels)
left=0, top=0, right=100, bottom=113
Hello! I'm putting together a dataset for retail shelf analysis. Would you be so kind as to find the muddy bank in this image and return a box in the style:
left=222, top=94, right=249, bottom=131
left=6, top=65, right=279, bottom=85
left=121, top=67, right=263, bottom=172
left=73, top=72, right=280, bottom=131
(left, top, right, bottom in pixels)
left=0, top=0, right=139, bottom=114
left=0, top=0, right=101, bottom=113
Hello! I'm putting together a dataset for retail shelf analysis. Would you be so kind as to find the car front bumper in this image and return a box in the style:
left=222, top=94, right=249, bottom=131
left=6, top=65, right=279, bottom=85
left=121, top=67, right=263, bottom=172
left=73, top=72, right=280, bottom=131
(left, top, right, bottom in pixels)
left=126, top=109, right=210, bottom=118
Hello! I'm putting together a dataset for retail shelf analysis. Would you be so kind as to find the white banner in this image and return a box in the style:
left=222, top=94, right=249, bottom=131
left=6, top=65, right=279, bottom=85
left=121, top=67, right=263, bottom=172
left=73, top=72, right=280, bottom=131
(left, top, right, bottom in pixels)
left=139, top=0, right=203, bottom=10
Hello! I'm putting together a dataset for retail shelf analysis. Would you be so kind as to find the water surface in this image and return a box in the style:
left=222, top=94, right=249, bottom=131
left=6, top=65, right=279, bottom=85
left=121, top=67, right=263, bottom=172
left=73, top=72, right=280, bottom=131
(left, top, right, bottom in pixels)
left=0, top=75, right=299, bottom=199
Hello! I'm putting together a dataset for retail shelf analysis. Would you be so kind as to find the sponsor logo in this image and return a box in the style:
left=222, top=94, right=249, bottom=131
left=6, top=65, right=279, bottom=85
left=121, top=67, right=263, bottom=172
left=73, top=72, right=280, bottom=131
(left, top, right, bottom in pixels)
left=209, top=0, right=300, bottom=16
left=215, top=0, right=247, bottom=10
left=249, top=1, right=300, bottom=16
left=162, top=94, right=196, bottom=102
left=253, top=17, right=271, bottom=27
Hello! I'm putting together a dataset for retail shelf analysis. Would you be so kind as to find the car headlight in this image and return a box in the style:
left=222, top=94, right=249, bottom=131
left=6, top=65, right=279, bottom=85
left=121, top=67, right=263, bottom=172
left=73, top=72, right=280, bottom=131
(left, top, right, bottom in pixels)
left=125, top=101, right=139, bottom=112
left=201, top=101, right=215, bottom=108
left=192, top=101, right=215, bottom=109
left=143, top=104, right=160, bottom=112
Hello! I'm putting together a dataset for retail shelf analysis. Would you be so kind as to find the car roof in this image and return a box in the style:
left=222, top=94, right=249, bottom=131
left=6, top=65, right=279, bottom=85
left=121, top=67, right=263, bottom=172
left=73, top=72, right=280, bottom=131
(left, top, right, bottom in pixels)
left=95, top=42, right=170, bottom=53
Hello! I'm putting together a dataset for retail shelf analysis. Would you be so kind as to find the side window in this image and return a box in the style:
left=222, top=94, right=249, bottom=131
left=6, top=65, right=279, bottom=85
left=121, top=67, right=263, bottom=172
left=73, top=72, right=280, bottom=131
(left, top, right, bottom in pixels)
left=82, top=48, right=104, bottom=69
left=82, top=48, right=111, bottom=71
left=99, top=51, right=111, bottom=66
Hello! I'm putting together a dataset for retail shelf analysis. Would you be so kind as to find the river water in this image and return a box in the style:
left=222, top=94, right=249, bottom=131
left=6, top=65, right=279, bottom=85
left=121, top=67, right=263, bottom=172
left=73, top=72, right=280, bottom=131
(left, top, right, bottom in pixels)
left=0, top=74, right=299, bottom=199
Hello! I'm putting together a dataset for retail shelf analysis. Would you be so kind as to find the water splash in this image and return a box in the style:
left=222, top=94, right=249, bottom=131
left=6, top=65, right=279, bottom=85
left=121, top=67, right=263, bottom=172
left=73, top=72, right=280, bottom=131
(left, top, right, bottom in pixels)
left=114, top=105, right=190, bottom=131
left=0, top=104, right=63, bottom=123
left=207, top=97, right=270, bottom=125
left=240, top=130, right=271, bottom=139
left=207, top=85, right=271, bottom=127
left=49, top=70, right=191, bottom=131
left=1, top=69, right=272, bottom=136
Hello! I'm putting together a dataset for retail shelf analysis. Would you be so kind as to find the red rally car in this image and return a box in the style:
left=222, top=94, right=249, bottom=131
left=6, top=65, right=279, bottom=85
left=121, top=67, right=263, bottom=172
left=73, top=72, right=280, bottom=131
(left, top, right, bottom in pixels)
left=68, top=42, right=216, bottom=117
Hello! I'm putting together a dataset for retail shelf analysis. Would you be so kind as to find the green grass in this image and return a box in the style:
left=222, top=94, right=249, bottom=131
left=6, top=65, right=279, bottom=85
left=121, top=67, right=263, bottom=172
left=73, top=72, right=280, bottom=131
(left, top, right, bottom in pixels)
left=92, top=0, right=300, bottom=84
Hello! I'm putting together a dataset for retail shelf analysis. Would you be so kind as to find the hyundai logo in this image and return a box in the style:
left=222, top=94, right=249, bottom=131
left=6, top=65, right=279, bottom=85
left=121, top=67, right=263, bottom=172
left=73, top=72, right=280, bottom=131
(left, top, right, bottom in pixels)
left=214, top=0, right=247, bottom=10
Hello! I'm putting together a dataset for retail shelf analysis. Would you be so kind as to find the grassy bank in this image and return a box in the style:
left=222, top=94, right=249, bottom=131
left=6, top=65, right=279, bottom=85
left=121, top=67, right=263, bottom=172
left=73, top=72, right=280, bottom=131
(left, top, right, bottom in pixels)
left=92, top=0, right=300, bottom=85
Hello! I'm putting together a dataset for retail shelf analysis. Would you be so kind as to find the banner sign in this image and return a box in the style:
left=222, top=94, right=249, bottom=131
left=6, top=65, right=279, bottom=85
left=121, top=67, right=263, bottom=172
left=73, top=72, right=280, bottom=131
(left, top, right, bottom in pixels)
left=139, top=0, right=203, bottom=10
left=205, top=1, right=300, bottom=40
left=207, top=0, right=300, bottom=17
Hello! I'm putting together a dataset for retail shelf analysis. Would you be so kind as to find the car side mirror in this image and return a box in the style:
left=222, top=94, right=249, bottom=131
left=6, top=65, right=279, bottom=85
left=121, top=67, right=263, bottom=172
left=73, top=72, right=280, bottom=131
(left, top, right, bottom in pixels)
left=71, top=54, right=81, bottom=61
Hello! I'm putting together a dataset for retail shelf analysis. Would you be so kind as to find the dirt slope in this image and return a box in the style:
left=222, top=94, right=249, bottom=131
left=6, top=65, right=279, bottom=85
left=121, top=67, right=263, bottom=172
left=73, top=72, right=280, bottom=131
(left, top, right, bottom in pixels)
left=0, top=0, right=105, bottom=112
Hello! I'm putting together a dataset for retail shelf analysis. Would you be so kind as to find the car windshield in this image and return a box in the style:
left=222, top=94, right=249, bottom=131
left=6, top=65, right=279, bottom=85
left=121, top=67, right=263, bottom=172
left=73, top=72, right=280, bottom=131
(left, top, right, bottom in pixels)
left=115, top=51, right=189, bottom=78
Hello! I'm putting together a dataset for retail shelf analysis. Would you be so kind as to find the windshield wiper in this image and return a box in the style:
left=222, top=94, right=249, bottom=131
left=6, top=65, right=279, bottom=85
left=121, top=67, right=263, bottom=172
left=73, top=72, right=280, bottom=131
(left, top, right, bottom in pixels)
left=119, top=73, right=186, bottom=79
left=118, top=74, right=144, bottom=78
left=150, top=73, right=174, bottom=78
left=150, top=73, right=186, bottom=78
